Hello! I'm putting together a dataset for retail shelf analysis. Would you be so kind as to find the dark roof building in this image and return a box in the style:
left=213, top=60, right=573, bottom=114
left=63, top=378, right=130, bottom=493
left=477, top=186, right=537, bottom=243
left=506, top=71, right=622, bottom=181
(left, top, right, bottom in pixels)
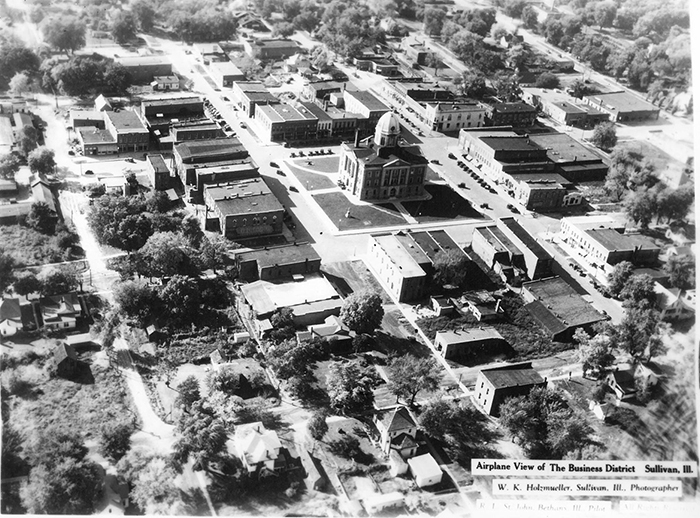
left=204, top=178, right=284, bottom=240
left=484, top=102, right=538, bottom=127
left=231, top=81, right=280, bottom=118
left=583, top=91, right=660, bottom=122
left=529, top=132, right=608, bottom=182
left=236, top=243, right=322, bottom=282
left=244, top=38, right=302, bottom=60
left=145, top=153, right=171, bottom=190
left=255, top=103, right=318, bottom=143
left=522, top=276, right=606, bottom=341
left=116, top=55, right=172, bottom=83
left=476, top=362, right=546, bottom=416
left=104, top=110, right=149, bottom=152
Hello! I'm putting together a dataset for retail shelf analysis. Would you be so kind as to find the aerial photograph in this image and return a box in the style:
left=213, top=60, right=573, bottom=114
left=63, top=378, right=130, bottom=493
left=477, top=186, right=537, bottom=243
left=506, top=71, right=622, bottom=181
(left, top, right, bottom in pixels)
left=0, top=0, right=696, bottom=516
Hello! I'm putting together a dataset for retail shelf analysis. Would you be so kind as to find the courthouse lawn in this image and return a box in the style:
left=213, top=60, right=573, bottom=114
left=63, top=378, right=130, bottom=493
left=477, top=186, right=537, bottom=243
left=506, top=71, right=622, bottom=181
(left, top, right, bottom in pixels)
left=312, top=192, right=408, bottom=230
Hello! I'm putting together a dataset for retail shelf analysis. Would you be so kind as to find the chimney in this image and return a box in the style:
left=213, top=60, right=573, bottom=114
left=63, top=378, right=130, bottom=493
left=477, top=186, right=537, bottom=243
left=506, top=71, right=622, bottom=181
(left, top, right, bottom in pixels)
left=354, top=128, right=360, bottom=147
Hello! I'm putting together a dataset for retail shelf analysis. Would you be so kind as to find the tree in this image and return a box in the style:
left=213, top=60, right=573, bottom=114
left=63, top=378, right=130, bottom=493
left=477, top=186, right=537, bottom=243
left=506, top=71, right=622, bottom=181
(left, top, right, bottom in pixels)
left=665, top=254, right=695, bottom=290
left=181, top=214, right=204, bottom=248
left=624, top=188, right=658, bottom=229
left=610, top=306, right=665, bottom=362
left=26, top=202, right=56, bottom=234
left=140, top=232, right=199, bottom=277
left=326, top=360, right=380, bottom=414
left=42, top=16, right=86, bottom=55
left=568, top=78, right=592, bottom=99
left=418, top=399, right=499, bottom=465
left=590, top=121, right=617, bottom=150
left=132, top=0, right=156, bottom=32
left=175, top=375, right=201, bottom=410
left=206, top=366, right=240, bottom=396
left=100, top=422, right=134, bottom=461
left=328, top=435, right=361, bottom=459
left=656, top=183, right=694, bottom=224
left=40, top=267, right=80, bottom=296
left=607, top=261, right=634, bottom=298
left=0, top=33, right=40, bottom=89
left=493, top=72, right=522, bottom=102
left=199, top=234, right=231, bottom=273
left=160, top=275, right=200, bottom=322
left=619, top=273, right=656, bottom=309
left=594, top=2, right=617, bottom=29
left=455, top=71, right=487, bottom=99
left=172, top=401, right=228, bottom=470
left=307, top=410, right=329, bottom=441
left=113, top=279, right=160, bottom=326
left=269, top=306, right=296, bottom=342
left=103, top=63, right=132, bottom=95
left=340, top=290, right=384, bottom=334
left=535, top=72, right=560, bottom=89
left=0, top=153, right=21, bottom=180
left=27, top=147, right=55, bottom=175
left=423, top=8, right=447, bottom=36
left=386, top=355, right=441, bottom=405
left=13, top=272, right=42, bottom=297
left=18, top=125, right=39, bottom=157
left=0, top=250, right=16, bottom=294
left=129, top=457, right=185, bottom=515
left=573, top=329, right=615, bottom=379
left=9, top=72, right=32, bottom=97
left=521, top=5, right=538, bottom=29
left=499, top=387, right=590, bottom=459
left=111, top=11, right=137, bottom=44
left=433, top=249, right=470, bottom=287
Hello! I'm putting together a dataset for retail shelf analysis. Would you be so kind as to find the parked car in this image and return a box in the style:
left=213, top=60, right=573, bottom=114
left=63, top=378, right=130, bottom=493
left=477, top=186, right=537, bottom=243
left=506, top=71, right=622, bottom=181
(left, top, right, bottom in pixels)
left=448, top=153, right=456, bottom=160
left=276, top=170, right=285, bottom=176
left=288, top=185, right=298, bottom=192
left=84, top=170, right=94, bottom=175
left=125, top=157, right=135, bottom=163
left=270, top=161, right=279, bottom=168
left=68, top=150, right=75, bottom=156
left=480, top=203, right=489, bottom=209
left=430, top=159, right=440, bottom=164
left=239, top=122, right=247, bottom=128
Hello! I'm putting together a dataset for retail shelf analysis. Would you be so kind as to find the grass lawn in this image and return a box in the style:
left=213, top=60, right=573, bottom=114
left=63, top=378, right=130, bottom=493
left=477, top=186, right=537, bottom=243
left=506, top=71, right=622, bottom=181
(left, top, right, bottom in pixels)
left=286, top=165, right=337, bottom=191
left=312, top=192, right=408, bottom=230
left=322, top=260, right=391, bottom=303
left=618, top=139, right=686, bottom=182
left=6, top=351, right=137, bottom=445
left=402, top=184, right=481, bottom=223
left=0, top=225, right=73, bottom=267
left=288, top=156, right=339, bottom=173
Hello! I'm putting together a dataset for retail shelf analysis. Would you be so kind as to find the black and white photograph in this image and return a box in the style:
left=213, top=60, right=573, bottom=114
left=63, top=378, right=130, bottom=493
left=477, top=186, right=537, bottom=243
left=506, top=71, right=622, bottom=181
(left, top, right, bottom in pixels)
left=0, top=0, right=697, bottom=516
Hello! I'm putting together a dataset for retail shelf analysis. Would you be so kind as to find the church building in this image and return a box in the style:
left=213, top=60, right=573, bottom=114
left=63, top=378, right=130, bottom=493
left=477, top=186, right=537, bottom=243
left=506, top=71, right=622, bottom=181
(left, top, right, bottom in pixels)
left=338, top=112, right=428, bottom=201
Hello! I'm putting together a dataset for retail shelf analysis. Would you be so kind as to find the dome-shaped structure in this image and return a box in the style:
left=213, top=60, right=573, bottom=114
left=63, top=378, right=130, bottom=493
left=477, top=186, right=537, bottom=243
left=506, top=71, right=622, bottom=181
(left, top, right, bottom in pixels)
left=374, top=111, right=401, bottom=148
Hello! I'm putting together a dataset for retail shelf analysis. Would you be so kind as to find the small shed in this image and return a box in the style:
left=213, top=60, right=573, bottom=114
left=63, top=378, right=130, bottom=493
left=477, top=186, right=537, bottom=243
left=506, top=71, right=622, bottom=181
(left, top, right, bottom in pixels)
left=53, top=343, right=82, bottom=380
left=65, top=332, right=95, bottom=350
left=430, top=296, right=453, bottom=316
left=364, top=491, right=404, bottom=515
left=389, top=449, right=408, bottom=477
left=407, top=453, right=443, bottom=488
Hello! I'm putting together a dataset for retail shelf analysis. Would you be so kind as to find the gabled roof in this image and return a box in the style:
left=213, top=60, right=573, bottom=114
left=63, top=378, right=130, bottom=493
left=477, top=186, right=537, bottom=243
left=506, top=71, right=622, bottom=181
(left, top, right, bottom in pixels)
left=0, top=298, right=21, bottom=322
left=54, top=342, right=78, bottom=363
left=377, top=406, right=416, bottom=434
left=391, top=432, right=417, bottom=450
left=237, top=421, right=282, bottom=466
left=608, top=369, right=636, bottom=394
left=480, top=362, right=544, bottom=389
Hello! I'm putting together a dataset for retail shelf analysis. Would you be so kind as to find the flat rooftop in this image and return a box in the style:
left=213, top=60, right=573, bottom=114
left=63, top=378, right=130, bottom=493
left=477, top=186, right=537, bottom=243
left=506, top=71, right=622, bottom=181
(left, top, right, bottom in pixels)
left=475, top=226, right=521, bottom=257
left=586, top=228, right=659, bottom=252
left=523, top=276, right=605, bottom=330
left=298, top=102, right=332, bottom=122
left=117, top=55, right=171, bottom=66
left=562, top=214, right=628, bottom=231
left=70, top=110, right=103, bottom=121
left=499, top=218, right=550, bottom=260
left=175, top=137, right=246, bottom=160
left=372, top=234, right=426, bottom=278
left=529, top=133, right=605, bottom=164
left=77, top=127, right=116, bottom=144
left=105, top=110, right=148, bottom=133
left=146, top=154, right=169, bottom=173
left=436, top=327, right=504, bottom=344
left=251, top=39, right=300, bottom=49
left=209, top=61, right=244, bottom=75
left=345, top=90, right=389, bottom=112
left=205, top=177, right=282, bottom=214
left=237, top=243, right=320, bottom=268
left=480, top=136, right=543, bottom=152
left=585, top=91, right=658, bottom=113
left=142, top=96, right=202, bottom=108
left=257, top=103, right=317, bottom=123
left=481, top=364, right=544, bottom=389
left=490, top=102, right=537, bottom=113
left=241, top=274, right=340, bottom=316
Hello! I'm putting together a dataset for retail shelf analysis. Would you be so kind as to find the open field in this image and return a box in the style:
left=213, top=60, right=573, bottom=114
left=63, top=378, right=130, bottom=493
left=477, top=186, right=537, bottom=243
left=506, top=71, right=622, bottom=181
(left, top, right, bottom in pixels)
left=312, top=192, right=408, bottom=230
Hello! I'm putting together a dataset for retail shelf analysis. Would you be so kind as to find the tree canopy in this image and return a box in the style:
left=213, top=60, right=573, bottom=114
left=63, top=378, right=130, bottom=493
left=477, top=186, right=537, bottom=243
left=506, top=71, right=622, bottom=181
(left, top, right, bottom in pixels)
left=386, top=354, right=441, bottom=405
left=590, top=122, right=617, bottom=151
left=41, top=16, right=86, bottom=55
left=432, top=249, right=470, bottom=287
left=665, top=254, right=695, bottom=290
left=27, top=147, right=55, bottom=175
left=326, top=359, right=380, bottom=414
left=340, top=290, right=384, bottom=334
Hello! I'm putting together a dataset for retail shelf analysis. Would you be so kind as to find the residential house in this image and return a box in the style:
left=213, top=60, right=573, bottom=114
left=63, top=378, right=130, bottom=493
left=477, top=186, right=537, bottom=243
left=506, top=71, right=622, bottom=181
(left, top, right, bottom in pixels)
left=521, top=276, right=606, bottom=341
left=236, top=243, right=321, bottom=282
left=374, top=406, right=419, bottom=457
left=204, top=178, right=284, bottom=240
left=234, top=421, right=286, bottom=477
left=339, top=112, right=428, bottom=202
left=476, top=362, right=546, bottom=416
left=39, top=293, right=84, bottom=331
left=0, top=298, right=23, bottom=336
left=434, top=327, right=507, bottom=361
left=299, top=449, right=328, bottom=492
left=31, top=177, right=58, bottom=215
left=407, top=454, right=443, bottom=488
left=655, top=283, right=695, bottom=321
left=606, top=368, right=636, bottom=401
left=296, top=315, right=352, bottom=352
left=583, top=91, right=660, bottom=123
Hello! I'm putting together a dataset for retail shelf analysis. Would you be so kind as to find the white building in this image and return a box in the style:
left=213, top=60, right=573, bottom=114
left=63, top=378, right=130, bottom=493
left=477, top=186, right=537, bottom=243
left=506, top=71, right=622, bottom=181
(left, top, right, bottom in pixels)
left=407, top=453, right=443, bottom=488
left=423, top=101, right=486, bottom=133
